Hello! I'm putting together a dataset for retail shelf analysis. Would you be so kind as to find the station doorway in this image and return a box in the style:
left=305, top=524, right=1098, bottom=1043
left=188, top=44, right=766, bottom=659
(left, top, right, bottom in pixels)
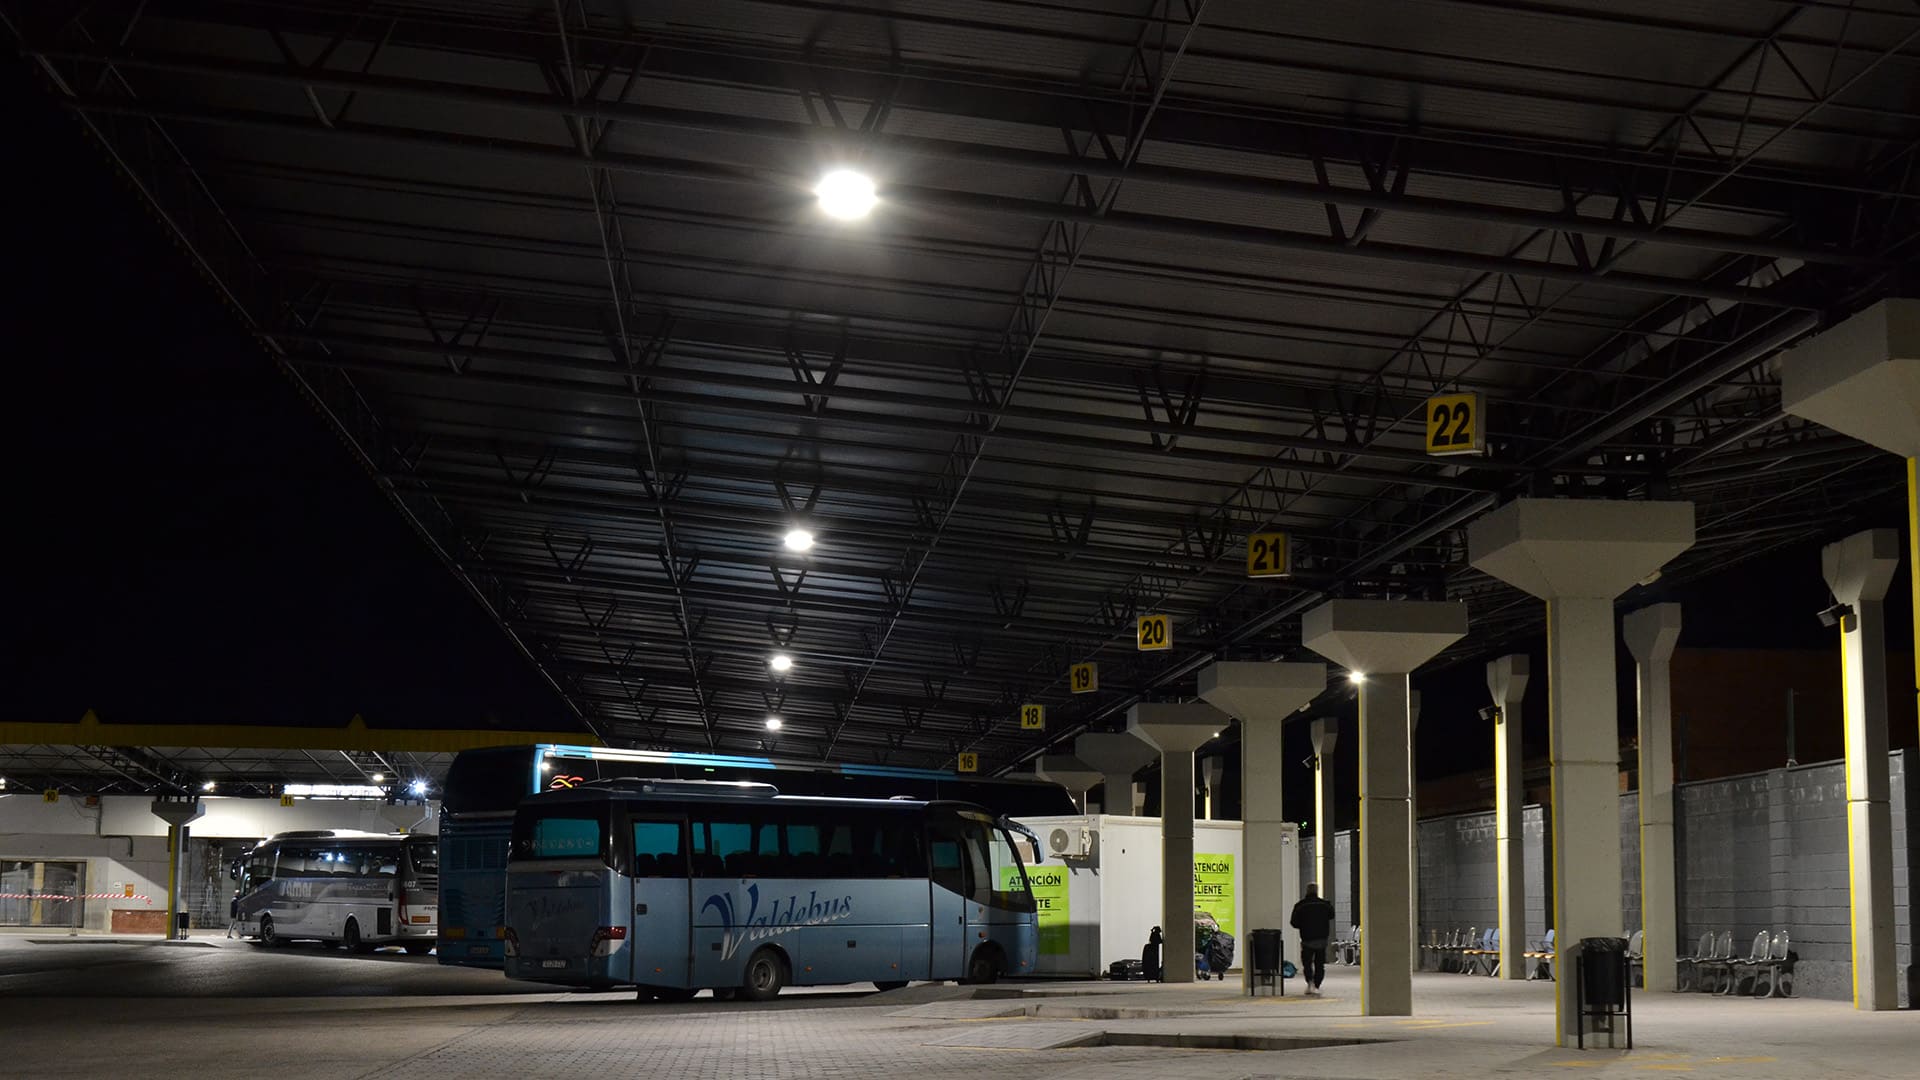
left=0, top=860, right=86, bottom=928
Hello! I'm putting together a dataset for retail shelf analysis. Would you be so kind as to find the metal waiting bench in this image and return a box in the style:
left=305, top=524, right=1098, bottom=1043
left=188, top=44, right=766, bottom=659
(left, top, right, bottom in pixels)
left=1523, top=928, right=1555, bottom=980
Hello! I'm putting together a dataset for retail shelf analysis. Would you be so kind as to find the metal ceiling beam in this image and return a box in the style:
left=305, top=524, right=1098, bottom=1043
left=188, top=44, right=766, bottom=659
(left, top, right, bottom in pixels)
left=35, top=44, right=1887, bottom=267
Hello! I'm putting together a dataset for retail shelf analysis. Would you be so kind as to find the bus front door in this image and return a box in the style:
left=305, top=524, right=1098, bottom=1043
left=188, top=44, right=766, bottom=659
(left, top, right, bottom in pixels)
left=627, top=816, right=692, bottom=989
left=928, top=825, right=970, bottom=979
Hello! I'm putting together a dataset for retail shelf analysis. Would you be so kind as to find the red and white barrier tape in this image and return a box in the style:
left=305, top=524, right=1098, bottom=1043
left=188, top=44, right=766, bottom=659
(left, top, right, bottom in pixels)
left=0, top=892, right=150, bottom=902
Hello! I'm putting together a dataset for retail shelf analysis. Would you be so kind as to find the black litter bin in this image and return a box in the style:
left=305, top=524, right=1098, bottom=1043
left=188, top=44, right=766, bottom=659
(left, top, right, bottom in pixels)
left=1574, top=937, right=1631, bottom=1049
left=1248, top=929, right=1284, bottom=997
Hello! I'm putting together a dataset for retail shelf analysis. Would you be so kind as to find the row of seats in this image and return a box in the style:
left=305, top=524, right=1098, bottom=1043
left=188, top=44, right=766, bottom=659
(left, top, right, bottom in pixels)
left=1678, top=930, right=1795, bottom=997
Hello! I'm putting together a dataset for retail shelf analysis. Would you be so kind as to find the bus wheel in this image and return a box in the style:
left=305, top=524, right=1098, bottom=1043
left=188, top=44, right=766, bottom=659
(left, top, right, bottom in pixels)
left=343, top=920, right=371, bottom=954
left=632, top=986, right=656, bottom=1003
left=259, top=916, right=279, bottom=947
left=712, top=987, right=739, bottom=1002
left=403, top=942, right=434, bottom=956
left=963, top=947, right=1002, bottom=986
left=873, top=981, right=908, bottom=992
left=742, top=948, right=787, bottom=1002
left=655, top=987, right=699, bottom=1003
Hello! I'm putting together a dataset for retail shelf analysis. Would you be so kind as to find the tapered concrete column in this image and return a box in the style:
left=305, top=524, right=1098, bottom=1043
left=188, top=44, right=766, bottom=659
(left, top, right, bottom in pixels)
left=1408, top=690, right=1422, bottom=971
left=1074, top=732, right=1156, bottom=816
left=1310, top=717, right=1339, bottom=908
left=1129, top=703, right=1228, bottom=984
left=1624, top=604, right=1682, bottom=993
left=1034, top=755, right=1102, bottom=813
left=151, top=797, right=205, bottom=940
left=1201, top=757, right=1224, bottom=819
left=1487, top=654, right=1530, bottom=981
left=1471, top=498, right=1694, bottom=1046
left=1303, top=599, right=1468, bottom=1017
left=1823, top=529, right=1900, bottom=1010
left=1199, top=661, right=1326, bottom=986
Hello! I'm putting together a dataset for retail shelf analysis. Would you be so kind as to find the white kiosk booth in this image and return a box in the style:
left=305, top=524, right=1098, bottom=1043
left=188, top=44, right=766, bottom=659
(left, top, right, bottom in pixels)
left=1013, top=813, right=1300, bottom=979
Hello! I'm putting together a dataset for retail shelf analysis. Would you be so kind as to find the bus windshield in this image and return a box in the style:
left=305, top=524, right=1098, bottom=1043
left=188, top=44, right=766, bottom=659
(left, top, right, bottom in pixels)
left=510, top=804, right=609, bottom=863
left=407, top=840, right=440, bottom=877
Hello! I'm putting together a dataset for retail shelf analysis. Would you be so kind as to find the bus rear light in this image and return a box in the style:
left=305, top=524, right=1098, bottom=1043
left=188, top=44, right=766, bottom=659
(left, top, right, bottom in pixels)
left=502, top=927, right=519, bottom=958
left=588, top=926, right=628, bottom=957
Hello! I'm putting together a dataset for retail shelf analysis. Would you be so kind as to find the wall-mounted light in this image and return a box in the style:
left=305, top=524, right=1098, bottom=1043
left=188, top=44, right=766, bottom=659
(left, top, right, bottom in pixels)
left=1817, top=602, right=1854, bottom=630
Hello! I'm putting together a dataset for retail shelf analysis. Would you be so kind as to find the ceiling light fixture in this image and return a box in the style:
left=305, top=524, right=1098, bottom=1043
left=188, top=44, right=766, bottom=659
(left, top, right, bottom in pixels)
left=409, top=779, right=429, bottom=797
left=769, top=653, right=794, bottom=673
left=815, top=168, right=877, bottom=220
left=1347, top=671, right=1366, bottom=684
left=201, top=780, right=216, bottom=792
left=783, top=528, right=815, bottom=552
left=765, top=716, right=784, bottom=731
left=371, top=772, right=386, bottom=783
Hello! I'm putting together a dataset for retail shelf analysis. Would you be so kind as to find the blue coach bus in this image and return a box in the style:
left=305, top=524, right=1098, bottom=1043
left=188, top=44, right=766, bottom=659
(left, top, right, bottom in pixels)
left=503, top=780, right=1039, bottom=999
left=438, top=745, right=1075, bottom=967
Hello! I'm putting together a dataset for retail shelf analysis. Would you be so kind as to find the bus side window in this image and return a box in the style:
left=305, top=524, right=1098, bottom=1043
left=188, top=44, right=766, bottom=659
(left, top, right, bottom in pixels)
left=929, top=827, right=966, bottom=896
left=962, top=824, right=995, bottom=907
left=631, top=820, right=683, bottom=878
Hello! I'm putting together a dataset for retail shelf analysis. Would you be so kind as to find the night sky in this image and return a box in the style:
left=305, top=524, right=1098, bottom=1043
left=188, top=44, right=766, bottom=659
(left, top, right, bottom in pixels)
left=5, top=55, right=1913, bottom=804
left=4, top=59, right=575, bottom=735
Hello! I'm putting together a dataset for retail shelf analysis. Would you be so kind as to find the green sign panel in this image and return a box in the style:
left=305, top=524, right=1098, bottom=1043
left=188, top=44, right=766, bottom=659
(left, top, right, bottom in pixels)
left=1011, top=864, right=1071, bottom=955
left=1193, top=853, right=1235, bottom=938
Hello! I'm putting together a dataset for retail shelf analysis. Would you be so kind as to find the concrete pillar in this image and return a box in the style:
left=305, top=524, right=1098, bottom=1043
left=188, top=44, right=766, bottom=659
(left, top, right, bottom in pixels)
left=1311, top=717, right=1339, bottom=910
left=1781, top=303, right=1920, bottom=1007
left=1201, top=757, right=1224, bottom=819
left=151, top=796, right=206, bottom=940
left=1302, top=599, right=1468, bottom=1017
left=1408, top=690, right=1422, bottom=971
left=1823, top=528, right=1900, bottom=1010
left=1470, top=498, right=1694, bottom=1046
left=1128, top=702, right=1228, bottom=984
left=1034, top=755, right=1102, bottom=814
left=1487, top=654, right=1530, bottom=981
left=1623, top=604, right=1682, bottom=993
left=1198, top=661, right=1326, bottom=987
left=1074, top=732, right=1156, bottom=816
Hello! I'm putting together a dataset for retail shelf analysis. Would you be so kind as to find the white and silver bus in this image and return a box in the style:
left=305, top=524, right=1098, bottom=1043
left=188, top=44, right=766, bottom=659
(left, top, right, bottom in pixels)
left=233, top=830, right=439, bottom=953
left=504, top=780, right=1040, bottom=1000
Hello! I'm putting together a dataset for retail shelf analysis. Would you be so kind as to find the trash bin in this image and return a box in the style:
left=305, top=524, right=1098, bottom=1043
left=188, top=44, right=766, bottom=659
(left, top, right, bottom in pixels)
left=1578, top=937, right=1627, bottom=1006
left=1248, top=929, right=1284, bottom=997
left=1575, top=936, right=1632, bottom=1050
left=1250, top=929, right=1283, bottom=973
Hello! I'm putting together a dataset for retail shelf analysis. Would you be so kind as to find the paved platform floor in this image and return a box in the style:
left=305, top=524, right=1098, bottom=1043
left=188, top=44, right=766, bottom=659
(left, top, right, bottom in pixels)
left=2, top=936, right=1914, bottom=1078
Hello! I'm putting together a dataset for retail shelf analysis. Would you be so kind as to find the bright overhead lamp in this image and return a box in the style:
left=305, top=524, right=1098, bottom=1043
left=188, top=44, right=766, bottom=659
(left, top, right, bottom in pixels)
left=783, top=528, right=815, bottom=553
left=409, top=779, right=429, bottom=797
left=201, top=780, right=216, bottom=792
left=769, top=653, right=795, bottom=673
left=765, top=716, right=784, bottom=731
left=371, top=772, right=386, bottom=783
left=815, top=168, right=877, bottom=220
left=1347, top=671, right=1366, bottom=684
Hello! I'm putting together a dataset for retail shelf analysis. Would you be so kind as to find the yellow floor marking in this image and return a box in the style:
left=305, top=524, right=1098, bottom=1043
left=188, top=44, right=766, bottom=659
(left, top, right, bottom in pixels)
left=1547, top=1061, right=1603, bottom=1068
left=1635, top=1066, right=1695, bottom=1072
left=1703, top=1057, right=1776, bottom=1065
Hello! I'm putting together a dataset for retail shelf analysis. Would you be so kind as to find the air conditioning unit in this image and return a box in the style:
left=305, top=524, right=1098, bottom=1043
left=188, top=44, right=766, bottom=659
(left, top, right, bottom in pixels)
left=1047, top=826, right=1094, bottom=859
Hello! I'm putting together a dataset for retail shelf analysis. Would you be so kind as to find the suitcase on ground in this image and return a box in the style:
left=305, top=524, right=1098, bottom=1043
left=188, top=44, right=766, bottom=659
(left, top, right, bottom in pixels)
left=1208, top=930, right=1236, bottom=974
left=1108, top=958, right=1144, bottom=980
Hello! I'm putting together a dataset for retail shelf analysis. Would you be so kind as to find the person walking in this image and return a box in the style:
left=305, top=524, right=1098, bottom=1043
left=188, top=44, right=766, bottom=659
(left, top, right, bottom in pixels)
left=1290, top=884, right=1337, bottom=995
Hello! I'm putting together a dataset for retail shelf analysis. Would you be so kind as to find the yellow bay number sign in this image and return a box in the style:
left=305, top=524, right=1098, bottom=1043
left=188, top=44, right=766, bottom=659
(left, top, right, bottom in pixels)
left=1246, top=531, right=1290, bottom=578
left=1424, top=391, right=1484, bottom=456
left=1069, top=662, right=1098, bottom=694
left=1137, top=614, right=1171, bottom=651
left=956, top=752, right=980, bottom=773
left=1020, top=704, right=1045, bottom=730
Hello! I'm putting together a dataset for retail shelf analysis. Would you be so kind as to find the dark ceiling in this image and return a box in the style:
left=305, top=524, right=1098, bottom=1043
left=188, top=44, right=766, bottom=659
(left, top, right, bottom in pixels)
left=8, top=0, right=1919, bottom=772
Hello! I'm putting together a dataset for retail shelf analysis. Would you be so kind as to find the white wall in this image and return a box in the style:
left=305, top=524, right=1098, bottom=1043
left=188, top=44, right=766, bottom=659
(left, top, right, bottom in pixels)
left=0, top=794, right=436, bottom=933
left=1017, top=814, right=1255, bottom=977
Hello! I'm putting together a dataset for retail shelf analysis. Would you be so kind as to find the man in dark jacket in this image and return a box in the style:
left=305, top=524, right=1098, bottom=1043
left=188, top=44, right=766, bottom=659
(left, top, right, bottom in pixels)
left=1289, top=884, right=1337, bottom=994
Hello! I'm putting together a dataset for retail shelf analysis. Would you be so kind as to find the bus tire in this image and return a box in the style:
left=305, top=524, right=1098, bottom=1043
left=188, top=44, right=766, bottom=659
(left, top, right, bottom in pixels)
left=742, top=948, right=787, bottom=1002
left=655, top=987, right=699, bottom=1003
left=343, top=919, right=371, bottom=954
left=403, top=942, right=434, bottom=956
left=712, top=987, right=739, bottom=1002
left=873, top=981, right=908, bottom=992
left=259, top=916, right=280, bottom=947
left=963, top=946, right=1003, bottom=986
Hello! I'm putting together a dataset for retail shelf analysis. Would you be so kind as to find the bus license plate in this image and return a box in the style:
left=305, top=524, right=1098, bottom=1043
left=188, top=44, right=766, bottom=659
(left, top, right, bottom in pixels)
left=468, top=945, right=492, bottom=956
left=541, top=960, right=568, bottom=969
